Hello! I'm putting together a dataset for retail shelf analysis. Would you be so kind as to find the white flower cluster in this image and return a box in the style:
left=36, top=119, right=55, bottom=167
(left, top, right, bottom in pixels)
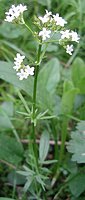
left=13, top=53, right=34, bottom=80
left=60, top=30, right=80, bottom=55
left=38, top=10, right=80, bottom=55
left=38, top=10, right=67, bottom=41
left=5, top=4, right=27, bottom=23
left=5, top=5, right=80, bottom=56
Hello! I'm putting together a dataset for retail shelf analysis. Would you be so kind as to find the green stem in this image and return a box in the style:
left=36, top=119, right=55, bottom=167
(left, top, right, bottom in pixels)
left=51, top=119, right=59, bottom=171
left=58, top=119, right=68, bottom=167
left=24, top=22, right=34, bottom=35
left=31, top=43, right=42, bottom=156
left=33, top=43, right=42, bottom=118
left=51, top=118, right=68, bottom=186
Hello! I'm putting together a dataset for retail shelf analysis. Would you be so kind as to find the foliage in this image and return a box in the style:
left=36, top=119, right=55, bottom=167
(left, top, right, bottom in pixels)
left=0, top=0, right=85, bottom=200
left=67, top=121, right=85, bottom=163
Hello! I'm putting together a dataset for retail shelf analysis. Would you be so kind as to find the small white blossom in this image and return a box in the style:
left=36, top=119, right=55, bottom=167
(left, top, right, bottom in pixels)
left=45, top=10, right=52, bottom=17
left=66, top=44, right=74, bottom=55
left=39, top=28, right=51, bottom=41
left=13, top=53, right=34, bottom=80
left=60, top=30, right=70, bottom=39
left=53, top=13, right=67, bottom=27
left=70, top=31, right=80, bottom=43
left=38, top=10, right=52, bottom=24
left=17, top=69, right=28, bottom=80
left=13, top=53, right=25, bottom=71
left=25, top=66, right=34, bottom=76
left=17, top=66, right=34, bottom=80
left=5, top=4, right=27, bottom=23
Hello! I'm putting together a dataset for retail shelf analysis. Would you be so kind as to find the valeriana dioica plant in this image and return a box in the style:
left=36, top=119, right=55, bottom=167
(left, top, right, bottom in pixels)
left=4, top=4, right=80, bottom=199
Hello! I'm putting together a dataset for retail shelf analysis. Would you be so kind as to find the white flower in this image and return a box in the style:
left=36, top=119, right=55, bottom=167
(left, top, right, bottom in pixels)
left=60, top=30, right=70, bottom=39
left=17, top=66, right=34, bottom=80
left=17, top=69, right=28, bottom=80
left=70, top=31, right=80, bottom=43
left=45, top=10, right=52, bottom=17
left=13, top=53, right=25, bottom=71
left=38, top=10, right=52, bottom=24
left=39, top=28, right=51, bottom=41
left=25, top=66, right=34, bottom=76
left=53, top=13, right=67, bottom=27
left=66, top=44, right=74, bottom=55
left=13, top=53, right=34, bottom=80
left=5, top=4, right=27, bottom=23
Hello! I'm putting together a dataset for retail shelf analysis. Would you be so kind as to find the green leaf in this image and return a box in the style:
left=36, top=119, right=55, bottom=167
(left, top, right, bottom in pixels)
left=37, top=58, right=60, bottom=111
left=24, top=176, right=33, bottom=192
left=61, top=81, right=78, bottom=114
left=68, top=173, right=85, bottom=197
left=78, top=77, right=85, bottom=94
left=72, top=57, right=85, bottom=86
left=38, top=58, right=60, bottom=94
left=67, top=121, right=85, bottom=163
left=71, top=57, right=85, bottom=94
left=0, top=134, right=23, bottom=166
left=74, top=95, right=85, bottom=110
left=46, top=44, right=58, bottom=52
left=0, top=61, right=33, bottom=96
left=0, top=22, right=25, bottom=39
left=1, top=101, right=13, bottom=117
left=8, top=170, right=26, bottom=185
left=76, top=121, right=85, bottom=132
left=0, top=109, right=13, bottom=129
left=0, top=198, right=15, bottom=200
left=39, top=131, right=50, bottom=162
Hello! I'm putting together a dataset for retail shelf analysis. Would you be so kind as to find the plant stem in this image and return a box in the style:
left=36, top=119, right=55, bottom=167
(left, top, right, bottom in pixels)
left=24, top=23, right=34, bottom=35
left=58, top=119, right=68, bottom=167
left=33, top=43, right=42, bottom=118
left=51, top=118, right=68, bottom=186
left=31, top=43, right=42, bottom=157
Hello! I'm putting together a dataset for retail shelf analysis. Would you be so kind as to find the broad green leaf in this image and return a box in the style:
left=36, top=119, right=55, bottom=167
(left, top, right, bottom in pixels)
left=0, top=105, right=22, bottom=144
left=78, top=77, right=85, bottom=94
left=46, top=44, right=58, bottom=52
left=61, top=81, right=78, bottom=114
left=72, top=57, right=85, bottom=86
left=68, top=173, right=85, bottom=197
left=74, top=95, right=85, bottom=110
left=8, top=170, right=26, bottom=185
left=1, top=101, right=13, bottom=117
left=39, top=131, right=50, bottom=162
left=71, top=57, right=85, bottom=94
left=67, top=122, right=85, bottom=163
left=0, top=61, right=33, bottom=96
left=38, top=58, right=60, bottom=94
left=37, top=58, right=60, bottom=111
left=0, top=198, right=15, bottom=200
left=63, top=81, right=74, bottom=93
left=0, top=134, right=23, bottom=166
left=0, top=22, right=25, bottom=38
left=0, top=109, right=13, bottom=129
left=0, top=102, right=13, bottom=130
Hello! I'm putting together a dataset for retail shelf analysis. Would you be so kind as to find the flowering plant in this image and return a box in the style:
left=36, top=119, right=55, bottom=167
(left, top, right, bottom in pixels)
left=1, top=3, right=81, bottom=199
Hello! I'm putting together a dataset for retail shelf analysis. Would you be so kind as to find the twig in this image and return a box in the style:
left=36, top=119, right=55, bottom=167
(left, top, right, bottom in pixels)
left=0, top=159, right=16, bottom=169
left=21, top=139, right=68, bottom=146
